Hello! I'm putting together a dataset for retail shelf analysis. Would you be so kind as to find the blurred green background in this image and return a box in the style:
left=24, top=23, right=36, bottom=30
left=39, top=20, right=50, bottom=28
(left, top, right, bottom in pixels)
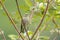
left=0, top=0, right=60, bottom=40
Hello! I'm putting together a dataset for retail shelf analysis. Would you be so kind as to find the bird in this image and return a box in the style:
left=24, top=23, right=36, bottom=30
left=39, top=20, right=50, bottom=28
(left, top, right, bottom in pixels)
left=20, top=14, right=30, bottom=33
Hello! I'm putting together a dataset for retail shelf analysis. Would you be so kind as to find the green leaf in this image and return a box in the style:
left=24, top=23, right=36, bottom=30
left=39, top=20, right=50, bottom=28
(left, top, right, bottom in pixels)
left=40, top=36, right=49, bottom=40
left=2, top=0, right=5, bottom=2
left=8, top=34, right=18, bottom=40
left=19, top=5, right=29, bottom=12
left=24, top=0, right=33, bottom=7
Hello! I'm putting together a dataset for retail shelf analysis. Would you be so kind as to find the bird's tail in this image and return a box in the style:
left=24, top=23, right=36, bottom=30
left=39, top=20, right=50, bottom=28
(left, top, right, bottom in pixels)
left=21, top=22, right=24, bottom=33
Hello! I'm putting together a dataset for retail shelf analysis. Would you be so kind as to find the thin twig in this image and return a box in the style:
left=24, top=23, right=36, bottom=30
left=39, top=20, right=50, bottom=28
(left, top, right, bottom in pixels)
left=0, top=0, right=24, bottom=40
left=15, top=0, right=30, bottom=40
left=40, top=23, right=47, bottom=33
left=52, top=17, right=58, bottom=27
left=15, top=0, right=22, bottom=19
left=0, top=29, right=6, bottom=40
left=30, top=0, right=50, bottom=40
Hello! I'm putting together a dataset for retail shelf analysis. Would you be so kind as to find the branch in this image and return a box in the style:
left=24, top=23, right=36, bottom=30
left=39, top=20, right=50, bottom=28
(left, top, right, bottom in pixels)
left=30, top=0, right=50, bottom=40
left=0, top=29, right=6, bottom=40
left=0, top=0, right=24, bottom=40
left=15, top=0, right=30, bottom=40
